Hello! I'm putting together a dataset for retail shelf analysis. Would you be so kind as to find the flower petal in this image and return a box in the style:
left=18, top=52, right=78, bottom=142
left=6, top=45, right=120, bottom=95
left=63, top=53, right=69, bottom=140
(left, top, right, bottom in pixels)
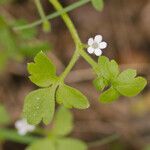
left=94, top=35, right=102, bottom=43
left=18, top=128, right=27, bottom=136
left=87, top=47, right=94, bottom=54
left=94, top=49, right=102, bottom=56
left=88, top=38, right=94, bottom=46
left=99, top=42, right=107, bottom=49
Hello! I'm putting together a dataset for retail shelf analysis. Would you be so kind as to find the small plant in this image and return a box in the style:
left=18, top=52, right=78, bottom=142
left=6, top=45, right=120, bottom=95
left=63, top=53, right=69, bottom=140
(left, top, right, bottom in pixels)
left=22, top=0, right=146, bottom=126
left=0, top=0, right=148, bottom=149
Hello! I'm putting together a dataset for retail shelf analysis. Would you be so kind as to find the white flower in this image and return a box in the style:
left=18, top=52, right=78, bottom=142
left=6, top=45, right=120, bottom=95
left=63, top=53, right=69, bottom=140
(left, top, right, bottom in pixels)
left=87, top=35, right=107, bottom=56
left=15, top=119, right=35, bottom=136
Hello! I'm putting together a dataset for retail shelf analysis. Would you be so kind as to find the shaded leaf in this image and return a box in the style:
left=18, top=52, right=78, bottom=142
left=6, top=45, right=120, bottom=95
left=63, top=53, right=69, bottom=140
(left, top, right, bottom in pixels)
left=56, top=84, right=90, bottom=109
left=20, top=41, right=52, bottom=57
left=0, top=16, right=20, bottom=59
left=57, top=138, right=87, bottom=150
left=26, top=139, right=55, bottom=150
left=51, top=106, right=73, bottom=136
left=12, top=19, right=37, bottom=40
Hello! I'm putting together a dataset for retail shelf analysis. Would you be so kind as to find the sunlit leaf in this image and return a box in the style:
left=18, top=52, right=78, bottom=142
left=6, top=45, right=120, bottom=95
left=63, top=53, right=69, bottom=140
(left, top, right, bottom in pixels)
left=27, top=51, right=57, bottom=87
left=114, top=77, right=147, bottom=97
left=97, top=56, right=119, bottom=82
left=56, top=84, right=90, bottom=109
left=23, top=87, right=55, bottom=125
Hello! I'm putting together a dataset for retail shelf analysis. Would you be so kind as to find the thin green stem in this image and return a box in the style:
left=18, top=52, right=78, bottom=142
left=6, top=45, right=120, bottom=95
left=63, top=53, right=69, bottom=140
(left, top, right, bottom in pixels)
left=34, top=0, right=47, bottom=22
left=49, top=0, right=81, bottom=45
left=34, top=0, right=50, bottom=31
left=60, top=50, right=80, bottom=81
left=79, top=47, right=97, bottom=68
left=50, top=0, right=97, bottom=80
left=13, top=0, right=90, bottom=31
left=49, top=0, right=81, bottom=81
left=0, top=128, right=39, bottom=144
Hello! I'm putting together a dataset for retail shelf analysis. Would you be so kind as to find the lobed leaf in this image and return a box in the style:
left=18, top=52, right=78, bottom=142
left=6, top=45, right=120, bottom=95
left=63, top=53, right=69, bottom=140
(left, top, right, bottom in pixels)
left=23, top=87, right=55, bottom=125
left=115, top=69, right=137, bottom=83
left=97, top=56, right=119, bottom=82
left=114, top=77, right=147, bottom=97
left=56, top=84, right=90, bottom=109
left=51, top=106, right=73, bottom=137
left=28, top=51, right=57, bottom=87
left=99, top=87, right=120, bottom=103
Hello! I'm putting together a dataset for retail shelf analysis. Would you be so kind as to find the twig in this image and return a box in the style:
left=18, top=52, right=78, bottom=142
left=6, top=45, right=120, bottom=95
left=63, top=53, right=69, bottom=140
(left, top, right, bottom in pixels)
left=13, top=0, right=90, bottom=30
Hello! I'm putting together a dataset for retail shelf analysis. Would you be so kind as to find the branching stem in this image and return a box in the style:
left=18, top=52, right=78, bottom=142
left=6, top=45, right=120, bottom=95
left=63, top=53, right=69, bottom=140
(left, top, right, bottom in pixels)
left=49, top=0, right=97, bottom=81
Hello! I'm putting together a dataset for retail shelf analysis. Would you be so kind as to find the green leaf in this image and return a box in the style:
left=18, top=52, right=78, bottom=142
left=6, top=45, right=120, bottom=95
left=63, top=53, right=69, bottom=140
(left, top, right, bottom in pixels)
left=28, top=51, right=57, bottom=87
left=0, top=16, right=20, bottom=59
left=23, top=87, right=55, bottom=125
left=114, top=77, right=147, bottom=97
left=93, top=77, right=108, bottom=91
left=20, top=41, right=52, bottom=57
left=26, top=139, right=55, bottom=150
left=57, top=138, right=87, bottom=150
left=99, top=87, right=120, bottom=103
left=91, top=0, right=104, bottom=11
left=97, top=56, right=119, bottom=82
left=56, top=84, right=90, bottom=109
left=51, top=106, right=73, bottom=136
left=0, top=104, right=10, bottom=125
left=115, top=69, right=137, bottom=83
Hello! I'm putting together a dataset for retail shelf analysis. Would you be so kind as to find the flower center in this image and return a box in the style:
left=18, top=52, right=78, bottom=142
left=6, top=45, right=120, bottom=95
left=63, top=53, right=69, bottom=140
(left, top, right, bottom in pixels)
left=92, top=42, right=99, bottom=49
